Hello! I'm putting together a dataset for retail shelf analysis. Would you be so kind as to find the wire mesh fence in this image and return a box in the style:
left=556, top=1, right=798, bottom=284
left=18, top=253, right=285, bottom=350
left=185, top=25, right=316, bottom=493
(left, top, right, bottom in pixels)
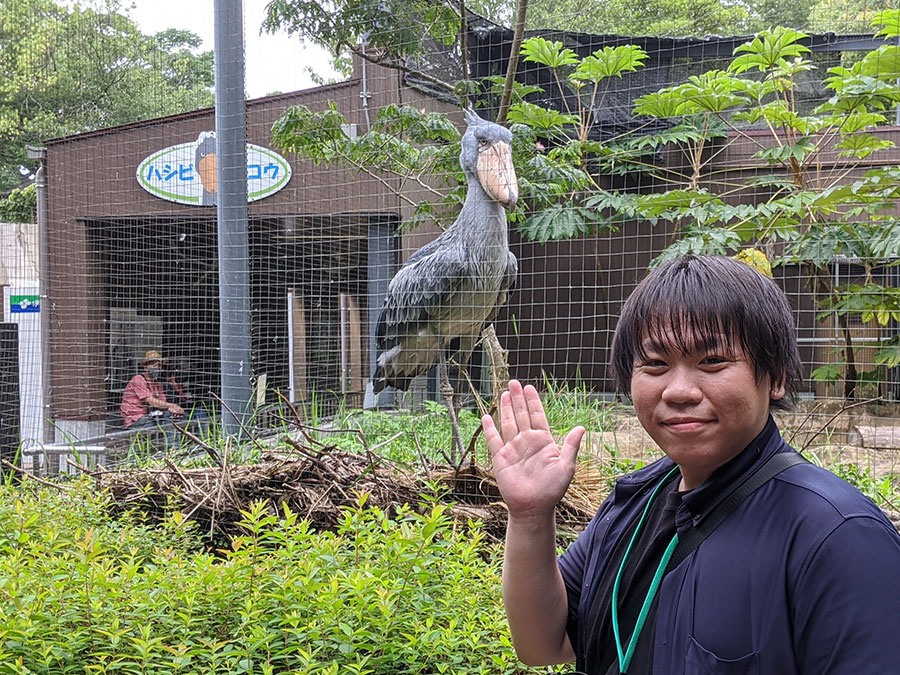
left=1, top=0, right=899, bottom=517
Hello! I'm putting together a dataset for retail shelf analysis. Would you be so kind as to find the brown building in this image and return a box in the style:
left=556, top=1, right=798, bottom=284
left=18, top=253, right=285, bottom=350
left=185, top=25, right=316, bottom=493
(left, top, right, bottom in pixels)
left=41, top=33, right=900, bottom=442
left=44, top=55, right=461, bottom=440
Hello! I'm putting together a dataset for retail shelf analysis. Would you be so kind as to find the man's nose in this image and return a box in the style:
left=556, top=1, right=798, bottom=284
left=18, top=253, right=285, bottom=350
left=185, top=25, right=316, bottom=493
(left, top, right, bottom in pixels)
left=661, top=367, right=702, bottom=404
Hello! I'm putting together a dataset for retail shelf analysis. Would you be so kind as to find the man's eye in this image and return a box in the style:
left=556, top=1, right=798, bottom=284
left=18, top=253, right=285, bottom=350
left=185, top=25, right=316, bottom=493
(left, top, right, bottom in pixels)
left=702, top=356, right=727, bottom=365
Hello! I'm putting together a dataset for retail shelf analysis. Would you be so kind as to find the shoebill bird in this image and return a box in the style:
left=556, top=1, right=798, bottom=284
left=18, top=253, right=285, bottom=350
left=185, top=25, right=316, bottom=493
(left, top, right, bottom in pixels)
left=372, top=108, right=518, bottom=464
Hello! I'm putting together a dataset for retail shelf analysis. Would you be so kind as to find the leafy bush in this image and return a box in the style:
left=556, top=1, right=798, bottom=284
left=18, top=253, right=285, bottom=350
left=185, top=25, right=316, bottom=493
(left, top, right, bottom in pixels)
left=0, top=482, right=547, bottom=674
left=0, top=185, right=36, bottom=223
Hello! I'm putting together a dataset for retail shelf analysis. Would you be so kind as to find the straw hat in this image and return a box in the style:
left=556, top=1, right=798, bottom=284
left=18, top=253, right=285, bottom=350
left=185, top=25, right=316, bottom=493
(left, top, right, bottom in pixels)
left=140, top=349, right=164, bottom=366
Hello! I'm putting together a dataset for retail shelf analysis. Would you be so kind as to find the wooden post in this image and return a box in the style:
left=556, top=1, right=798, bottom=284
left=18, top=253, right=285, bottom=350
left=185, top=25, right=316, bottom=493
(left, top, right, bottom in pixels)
left=288, top=290, right=307, bottom=404
left=340, top=293, right=364, bottom=405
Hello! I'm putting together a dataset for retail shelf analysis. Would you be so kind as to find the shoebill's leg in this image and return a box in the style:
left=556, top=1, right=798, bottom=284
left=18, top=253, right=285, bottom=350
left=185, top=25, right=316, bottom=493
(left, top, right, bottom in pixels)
left=438, top=347, right=464, bottom=466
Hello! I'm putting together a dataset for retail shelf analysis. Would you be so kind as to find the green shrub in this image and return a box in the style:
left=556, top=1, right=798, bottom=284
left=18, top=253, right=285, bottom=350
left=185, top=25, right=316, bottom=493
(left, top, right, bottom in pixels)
left=0, top=482, right=547, bottom=674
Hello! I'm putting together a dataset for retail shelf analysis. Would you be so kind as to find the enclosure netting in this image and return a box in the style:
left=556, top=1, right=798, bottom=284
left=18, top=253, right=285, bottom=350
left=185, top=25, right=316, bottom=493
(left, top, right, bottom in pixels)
left=2, top=0, right=898, bottom=522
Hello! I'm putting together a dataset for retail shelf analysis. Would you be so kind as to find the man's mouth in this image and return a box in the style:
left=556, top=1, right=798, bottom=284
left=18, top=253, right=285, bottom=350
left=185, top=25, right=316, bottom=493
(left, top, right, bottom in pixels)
left=662, top=417, right=711, bottom=432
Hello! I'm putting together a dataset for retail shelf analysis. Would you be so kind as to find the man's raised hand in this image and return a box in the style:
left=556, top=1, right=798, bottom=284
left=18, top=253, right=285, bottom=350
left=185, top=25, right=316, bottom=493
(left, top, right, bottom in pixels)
left=482, top=380, right=585, bottom=519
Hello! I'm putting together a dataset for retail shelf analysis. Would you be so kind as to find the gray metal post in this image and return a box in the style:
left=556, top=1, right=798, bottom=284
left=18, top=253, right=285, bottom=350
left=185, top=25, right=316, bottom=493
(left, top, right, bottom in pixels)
left=26, top=145, right=52, bottom=443
left=364, top=216, right=398, bottom=409
left=214, top=0, right=251, bottom=435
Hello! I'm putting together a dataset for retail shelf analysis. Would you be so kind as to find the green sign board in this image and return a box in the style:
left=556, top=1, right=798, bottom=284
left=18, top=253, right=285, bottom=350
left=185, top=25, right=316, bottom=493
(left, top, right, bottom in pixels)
left=10, top=295, right=40, bottom=313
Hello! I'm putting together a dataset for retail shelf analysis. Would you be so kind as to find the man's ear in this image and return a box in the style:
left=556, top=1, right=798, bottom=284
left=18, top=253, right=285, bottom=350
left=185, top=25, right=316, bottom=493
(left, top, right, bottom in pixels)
left=770, top=372, right=787, bottom=401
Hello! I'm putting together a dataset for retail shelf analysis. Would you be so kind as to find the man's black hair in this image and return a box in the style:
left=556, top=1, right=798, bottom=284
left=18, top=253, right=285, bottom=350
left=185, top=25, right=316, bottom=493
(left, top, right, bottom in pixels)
left=610, top=254, right=803, bottom=411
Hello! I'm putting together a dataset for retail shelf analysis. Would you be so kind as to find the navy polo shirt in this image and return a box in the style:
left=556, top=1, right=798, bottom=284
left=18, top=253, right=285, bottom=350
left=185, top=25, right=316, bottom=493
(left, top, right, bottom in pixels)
left=559, top=417, right=900, bottom=674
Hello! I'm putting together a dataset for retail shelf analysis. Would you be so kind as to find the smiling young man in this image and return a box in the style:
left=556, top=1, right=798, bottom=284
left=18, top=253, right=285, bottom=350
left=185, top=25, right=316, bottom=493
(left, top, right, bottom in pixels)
left=484, top=255, right=900, bottom=674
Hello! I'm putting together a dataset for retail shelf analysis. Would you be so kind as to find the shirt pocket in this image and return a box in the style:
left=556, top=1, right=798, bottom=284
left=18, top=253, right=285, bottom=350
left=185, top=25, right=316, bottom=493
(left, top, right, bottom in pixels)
left=684, top=635, right=759, bottom=675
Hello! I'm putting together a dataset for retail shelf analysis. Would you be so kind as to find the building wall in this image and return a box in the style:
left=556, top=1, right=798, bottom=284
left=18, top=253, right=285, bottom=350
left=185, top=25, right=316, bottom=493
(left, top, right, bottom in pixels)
left=45, top=58, right=457, bottom=422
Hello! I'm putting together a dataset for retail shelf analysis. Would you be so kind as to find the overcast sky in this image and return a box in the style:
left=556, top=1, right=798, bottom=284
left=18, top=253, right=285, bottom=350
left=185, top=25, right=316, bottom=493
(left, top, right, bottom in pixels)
left=128, top=0, right=340, bottom=99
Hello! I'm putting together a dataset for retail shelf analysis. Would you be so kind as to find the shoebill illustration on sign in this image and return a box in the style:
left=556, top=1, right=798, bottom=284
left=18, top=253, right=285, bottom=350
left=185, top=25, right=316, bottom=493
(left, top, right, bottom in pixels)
left=373, top=108, right=519, bottom=463
left=195, top=132, right=217, bottom=206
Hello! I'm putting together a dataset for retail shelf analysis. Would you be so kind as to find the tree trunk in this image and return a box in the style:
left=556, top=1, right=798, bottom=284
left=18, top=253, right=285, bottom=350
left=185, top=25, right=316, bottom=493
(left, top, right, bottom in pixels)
left=496, top=0, right=529, bottom=124
left=482, top=324, right=512, bottom=403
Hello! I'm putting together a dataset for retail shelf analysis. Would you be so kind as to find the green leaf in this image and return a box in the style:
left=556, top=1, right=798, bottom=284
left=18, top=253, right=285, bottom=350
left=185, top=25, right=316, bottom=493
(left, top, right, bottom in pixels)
left=732, top=101, right=822, bottom=134
left=518, top=204, right=597, bottom=242
left=836, top=111, right=887, bottom=134
left=507, top=102, right=579, bottom=130
left=874, top=338, right=900, bottom=368
left=729, top=27, right=811, bottom=74
left=674, top=71, right=748, bottom=113
left=480, top=76, right=544, bottom=103
left=835, top=133, right=894, bottom=159
left=373, top=104, right=460, bottom=144
left=811, top=364, right=843, bottom=382
left=751, top=137, right=816, bottom=164
left=872, top=9, right=900, bottom=39
left=820, top=72, right=900, bottom=114
left=520, top=37, right=580, bottom=69
left=570, top=45, right=648, bottom=83
left=635, top=189, right=723, bottom=219
left=271, top=102, right=351, bottom=164
left=652, top=226, right=742, bottom=265
left=633, top=89, right=684, bottom=119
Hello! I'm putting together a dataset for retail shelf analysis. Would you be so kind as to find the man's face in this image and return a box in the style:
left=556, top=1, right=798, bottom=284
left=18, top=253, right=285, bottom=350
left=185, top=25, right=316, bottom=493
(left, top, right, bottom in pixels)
left=630, top=329, right=784, bottom=490
left=144, top=361, right=162, bottom=379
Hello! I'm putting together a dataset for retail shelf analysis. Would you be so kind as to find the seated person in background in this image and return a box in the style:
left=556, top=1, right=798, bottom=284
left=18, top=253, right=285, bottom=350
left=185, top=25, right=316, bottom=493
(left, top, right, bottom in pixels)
left=120, top=350, right=185, bottom=432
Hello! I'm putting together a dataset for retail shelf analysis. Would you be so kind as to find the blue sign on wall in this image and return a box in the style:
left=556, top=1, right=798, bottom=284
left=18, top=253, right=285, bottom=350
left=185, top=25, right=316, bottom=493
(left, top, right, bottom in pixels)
left=10, top=295, right=40, bottom=313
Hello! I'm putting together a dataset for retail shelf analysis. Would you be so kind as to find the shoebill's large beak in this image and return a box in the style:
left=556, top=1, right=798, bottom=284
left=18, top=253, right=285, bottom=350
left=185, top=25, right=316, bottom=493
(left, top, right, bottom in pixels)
left=477, top=140, right=518, bottom=210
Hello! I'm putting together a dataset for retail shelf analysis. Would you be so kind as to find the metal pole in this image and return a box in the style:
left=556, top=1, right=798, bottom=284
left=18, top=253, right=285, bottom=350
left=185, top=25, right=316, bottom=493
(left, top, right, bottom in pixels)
left=26, top=145, right=52, bottom=444
left=363, top=216, right=398, bottom=410
left=287, top=290, right=295, bottom=402
left=214, top=0, right=251, bottom=435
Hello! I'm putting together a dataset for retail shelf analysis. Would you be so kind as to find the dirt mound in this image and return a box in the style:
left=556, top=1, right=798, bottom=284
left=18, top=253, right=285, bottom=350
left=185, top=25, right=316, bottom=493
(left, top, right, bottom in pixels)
left=97, top=437, right=608, bottom=546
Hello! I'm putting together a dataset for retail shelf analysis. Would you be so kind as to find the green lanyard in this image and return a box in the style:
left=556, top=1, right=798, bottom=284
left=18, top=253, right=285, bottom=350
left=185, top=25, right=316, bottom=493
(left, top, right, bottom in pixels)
left=611, top=466, right=681, bottom=674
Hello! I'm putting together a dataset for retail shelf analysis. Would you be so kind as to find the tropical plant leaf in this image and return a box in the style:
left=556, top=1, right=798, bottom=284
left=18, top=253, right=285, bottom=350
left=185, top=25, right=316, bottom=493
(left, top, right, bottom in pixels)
left=271, top=102, right=352, bottom=163
left=507, top=102, right=579, bottom=130
left=873, top=9, right=900, bottom=40
left=810, top=364, right=843, bottom=382
left=652, top=226, right=742, bottom=265
left=874, top=337, right=900, bottom=368
left=674, top=71, right=748, bottom=113
left=836, top=133, right=894, bottom=159
left=571, top=45, right=648, bottom=83
left=480, top=75, right=545, bottom=102
left=729, top=27, right=811, bottom=74
left=632, top=89, right=684, bottom=120
left=373, top=104, right=460, bottom=144
left=752, top=137, right=816, bottom=164
left=520, top=37, right=580, bottom=69
left=518, top=204, right=597, bottom=242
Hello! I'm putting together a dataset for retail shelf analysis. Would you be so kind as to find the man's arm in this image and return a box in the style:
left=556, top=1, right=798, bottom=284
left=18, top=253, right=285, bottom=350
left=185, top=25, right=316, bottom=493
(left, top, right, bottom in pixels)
left=482, top=380, right=584, bottom=665
left=144, top=393, right=184, bottom=417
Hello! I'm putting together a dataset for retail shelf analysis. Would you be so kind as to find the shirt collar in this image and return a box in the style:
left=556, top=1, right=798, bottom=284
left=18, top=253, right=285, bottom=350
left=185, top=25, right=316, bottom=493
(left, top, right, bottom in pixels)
left=675, top=415, right=783, bottom=531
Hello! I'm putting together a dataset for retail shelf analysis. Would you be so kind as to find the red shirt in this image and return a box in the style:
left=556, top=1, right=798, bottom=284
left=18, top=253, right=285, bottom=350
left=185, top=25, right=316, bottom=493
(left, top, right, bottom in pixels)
left=120, top=373, right=166, bottom=428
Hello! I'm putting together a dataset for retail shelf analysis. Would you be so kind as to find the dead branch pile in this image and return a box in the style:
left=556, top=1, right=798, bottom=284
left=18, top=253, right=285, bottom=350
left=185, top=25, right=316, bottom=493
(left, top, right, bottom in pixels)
left=96, top=438, right=608, bottom=545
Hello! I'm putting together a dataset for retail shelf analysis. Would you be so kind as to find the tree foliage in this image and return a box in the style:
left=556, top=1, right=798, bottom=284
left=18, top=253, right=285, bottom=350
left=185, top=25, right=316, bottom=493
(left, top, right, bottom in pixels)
left=525, top=0, right=889, bottom=37
left=0, top=184, right=36, bottom=223
left=0, top=0, right=214, bottom=190
left=592, top=15, right=900, bottom=398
